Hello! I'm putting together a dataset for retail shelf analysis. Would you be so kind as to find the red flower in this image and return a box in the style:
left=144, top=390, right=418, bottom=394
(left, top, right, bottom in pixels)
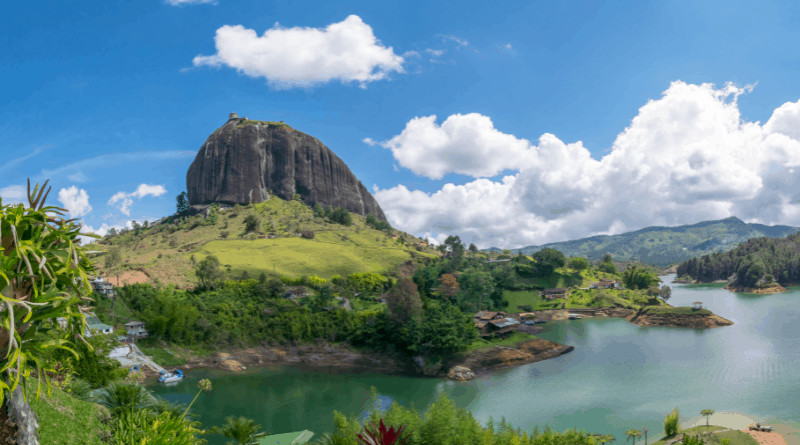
left=356, top=419, right=409, bottom=445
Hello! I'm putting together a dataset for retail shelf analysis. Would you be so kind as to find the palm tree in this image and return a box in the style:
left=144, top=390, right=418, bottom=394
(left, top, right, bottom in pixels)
left=210, top=416, right=267, bottom=445
left=700, top=410, right=715, bottom=427
left=95, top=382, right=154, bottom=415
left=598, top=434, right=616, bottom=445
left=626, top=429, right=642, bottom=445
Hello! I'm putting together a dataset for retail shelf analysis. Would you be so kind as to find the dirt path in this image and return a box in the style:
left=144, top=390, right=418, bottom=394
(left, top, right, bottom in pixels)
left=744, top=430, right=789, bottom=445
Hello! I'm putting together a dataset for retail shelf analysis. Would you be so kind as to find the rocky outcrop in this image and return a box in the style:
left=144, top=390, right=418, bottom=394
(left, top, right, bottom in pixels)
left=627, top=309, right=733, bottom=328
left=724, top=284, right=787, bottom=294
left=187, top=114, right=386, bottom=220
left=447, top=366, right=475, bottom=381
left=453, top=338, right=574, bottom=375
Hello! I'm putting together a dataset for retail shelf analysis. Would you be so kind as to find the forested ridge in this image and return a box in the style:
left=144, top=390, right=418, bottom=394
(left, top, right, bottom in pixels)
left=677, top=232, right=800, bottom=288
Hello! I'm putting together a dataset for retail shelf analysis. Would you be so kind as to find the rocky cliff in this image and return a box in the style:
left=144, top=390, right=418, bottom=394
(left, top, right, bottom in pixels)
left=187, top=114, right=386, bottom=220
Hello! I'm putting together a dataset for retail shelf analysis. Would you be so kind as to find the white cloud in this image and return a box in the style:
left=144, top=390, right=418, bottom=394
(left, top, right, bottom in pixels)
left=379, top=113, right=533, bottom=179
left=375, top=81, right=800, bottom=248
left=0, top=185, right=26, bottom=204
left=58, top=186, right=92, bottom=217
left=165, top=0, right=215, bottom=5
left=108, top=184, right=167, bottom=216
left=193, top=15, right=404, bottom=88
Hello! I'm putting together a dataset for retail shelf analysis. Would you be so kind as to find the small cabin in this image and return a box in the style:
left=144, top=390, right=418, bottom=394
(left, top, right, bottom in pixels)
left=125, top=321, right=149, bottom=339
left=590, top=279, right=621, bottom=289
left=692, top=301, right=703, bottom=310
left=541, top=288, right=568, bottom=299
left=85, top=316, right=114, bottom=337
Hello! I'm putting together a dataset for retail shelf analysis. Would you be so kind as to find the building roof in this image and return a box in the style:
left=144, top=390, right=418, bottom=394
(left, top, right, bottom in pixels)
left=86, top=316, right=113, bottom=332
left=258, top=430, right=315, bottom=445
left=489, top=317, right=520, bottom=328
left=542, top=288, right=567, bottom=294
left=125, top=321, right=145, bottom=327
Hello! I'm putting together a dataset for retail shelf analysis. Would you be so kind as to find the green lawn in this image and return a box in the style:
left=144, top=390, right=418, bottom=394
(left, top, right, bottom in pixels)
left=644, top=306, right=711, bottom=316
left=29, top=385, right=107, bottom=445
left=465, top=332, right=536, bottom=352
left=503, top=290, right=562, bottom=311
left=137, top=341, right=187, bottom=367
left=201, top=230, right=423, bottom=279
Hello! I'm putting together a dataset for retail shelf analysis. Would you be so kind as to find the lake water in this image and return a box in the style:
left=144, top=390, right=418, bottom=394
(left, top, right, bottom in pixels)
left=149, top=276, right=800, bottom=442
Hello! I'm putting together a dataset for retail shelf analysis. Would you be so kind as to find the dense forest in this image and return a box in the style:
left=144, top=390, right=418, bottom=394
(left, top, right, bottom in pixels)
left=676, top=232, right=800, bottom=287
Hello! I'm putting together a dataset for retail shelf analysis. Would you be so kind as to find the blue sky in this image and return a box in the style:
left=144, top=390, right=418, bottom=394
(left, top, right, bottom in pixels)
left=4, top=0, right=800, bottom=248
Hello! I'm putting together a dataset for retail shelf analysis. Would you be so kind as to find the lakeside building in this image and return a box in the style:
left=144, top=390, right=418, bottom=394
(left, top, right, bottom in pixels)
left=590, top=279, right=621, bottom=289
left=541, top=288, right=568, bottom=299
left=474, top=311, right=520, bottom=338
left=85, top=315, right=114, bottom=337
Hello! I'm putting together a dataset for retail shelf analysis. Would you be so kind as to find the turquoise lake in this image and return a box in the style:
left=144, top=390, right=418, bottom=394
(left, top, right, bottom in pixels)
left=149, top=276, right=800, bottom=442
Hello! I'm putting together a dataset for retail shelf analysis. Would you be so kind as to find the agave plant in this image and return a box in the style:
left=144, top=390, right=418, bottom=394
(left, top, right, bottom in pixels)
left=356, top=419, right=408, bottom=445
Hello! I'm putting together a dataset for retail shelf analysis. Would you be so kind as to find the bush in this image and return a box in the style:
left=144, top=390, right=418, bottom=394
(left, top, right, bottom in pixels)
left=301, top=230, right=315, bottom=239
left=329, top=207, right=352, bottom=226
left=243, top=214, right=260, bottom=233
left=664, top=407, right=680, bottom=436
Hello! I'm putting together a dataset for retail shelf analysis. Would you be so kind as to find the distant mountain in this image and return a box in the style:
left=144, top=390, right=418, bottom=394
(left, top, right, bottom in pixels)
left=498, top=217, right=800, bottom=265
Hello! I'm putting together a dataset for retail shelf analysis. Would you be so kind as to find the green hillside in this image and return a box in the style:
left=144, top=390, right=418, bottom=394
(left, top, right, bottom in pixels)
left=506, top=217, right=799, bottom=265
left=86, top=197, right=435, bottom=287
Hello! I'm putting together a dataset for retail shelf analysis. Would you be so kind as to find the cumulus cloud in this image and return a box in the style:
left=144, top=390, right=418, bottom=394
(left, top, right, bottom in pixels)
left=375, top=81, right=800, bottom=248
left=0, top=185, right=26, bottom=204
left=193, top=15, right=404, bottom=88
left=380, top=113, right=533, bottom=179
left=108, top=184, right=167, bottom=216
left=58, top=186, right=92, bottom=217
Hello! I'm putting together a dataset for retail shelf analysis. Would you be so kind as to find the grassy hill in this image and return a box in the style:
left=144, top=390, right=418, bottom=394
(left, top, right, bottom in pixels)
left=504, top=217, right=799, bottom=266
left=86, top=197, right=435, bottom=287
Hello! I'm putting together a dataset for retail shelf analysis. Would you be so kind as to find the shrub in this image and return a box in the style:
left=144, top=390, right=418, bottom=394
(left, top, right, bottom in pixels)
left=664, top=407, right=680, bottom=436
left=301, top=230, right=315, bottom=239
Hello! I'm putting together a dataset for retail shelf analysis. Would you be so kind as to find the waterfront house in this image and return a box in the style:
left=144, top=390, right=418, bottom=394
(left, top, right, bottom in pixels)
left=125, top=321, right=149, bottom=339
left=541, top=288, right=568, bottom=299
left=473, top=311, right=519, bottom=337
left=85, top=315, right=114, bottom=337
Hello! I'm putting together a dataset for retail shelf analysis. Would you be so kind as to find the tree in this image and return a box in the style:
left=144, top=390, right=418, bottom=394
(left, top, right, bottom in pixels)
left=622, top=265, right=661, bottom=290
left=443, top=235, right=465, bottom=259
left=626, top=429, right=642, bottom=445
left=700, top=409, right=714, bottom=426
left=659, top=285, right=672, bottom=301
left=568, top=257, right=590, bottom=271
left=385, top=278, right=423, bottom=324
left=196, top=255, right=225, bottom=289
left=243, top=214, right=260, bottom=234
left=664, top=408, right=680, bottom=436
left=0, top=180, right=95, bottom=436
left=176, top=191, right=189, bottom=215
left=329, top=207, right=352, bottom=226
left=437, top=273, right=460, bottom=299
left=468, top=243, right=478, bottom=253
left=532, top=248, right=566, bottom=276
left=598, top=254, right=617, bottom=274
left=210, top=416, right=267, bottom=445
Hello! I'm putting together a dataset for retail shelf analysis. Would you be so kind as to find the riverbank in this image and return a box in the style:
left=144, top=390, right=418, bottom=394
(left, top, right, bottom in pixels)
left=519, top=306, right=733, bottom=328
left=678, top=413, right=800, bottom=445
left=724, top=284, right=788, bottom=294
left=170, top=336, right=574, bottom=381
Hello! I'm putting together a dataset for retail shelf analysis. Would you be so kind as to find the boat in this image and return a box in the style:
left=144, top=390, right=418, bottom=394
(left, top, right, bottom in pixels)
left=158, top=369, right=184, bottom=383
left=568, top=314, right=582, bottom=320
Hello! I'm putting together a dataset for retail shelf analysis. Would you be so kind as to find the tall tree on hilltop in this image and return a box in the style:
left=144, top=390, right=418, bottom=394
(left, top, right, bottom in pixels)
left=176, top=191, right=189, bottom=216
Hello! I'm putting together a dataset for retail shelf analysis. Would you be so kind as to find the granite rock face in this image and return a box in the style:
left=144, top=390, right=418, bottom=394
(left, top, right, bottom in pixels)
left=187, top=115, right=386, bottom=220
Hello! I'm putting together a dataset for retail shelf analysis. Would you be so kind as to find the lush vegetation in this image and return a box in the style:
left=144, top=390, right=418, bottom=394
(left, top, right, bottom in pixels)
left=676, top=232, right=800, bottom=288
left=319, top=391, right=598, bottom=445
left=512, top=216, right=798, bottom=266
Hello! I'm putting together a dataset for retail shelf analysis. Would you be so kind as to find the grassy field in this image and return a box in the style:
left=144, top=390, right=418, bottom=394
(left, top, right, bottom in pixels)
left=201, top=230, right=422, bottom=279
left=465, top=332, right=536, bottom=352
left=87, top=197, right=435, bottom=286
left=29, top=385, right=107, bottom=445
left=137, top=341, right=186, bottom=367
left=503, top=287, right=650, bottom=312
left=644, top=306, right=711, bottom=316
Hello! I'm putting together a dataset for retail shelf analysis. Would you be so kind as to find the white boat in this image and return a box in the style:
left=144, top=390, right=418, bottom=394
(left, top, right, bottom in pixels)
left=158, top=369, right=184, bottom=383
left=568, top=314, right=582, bottom=320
